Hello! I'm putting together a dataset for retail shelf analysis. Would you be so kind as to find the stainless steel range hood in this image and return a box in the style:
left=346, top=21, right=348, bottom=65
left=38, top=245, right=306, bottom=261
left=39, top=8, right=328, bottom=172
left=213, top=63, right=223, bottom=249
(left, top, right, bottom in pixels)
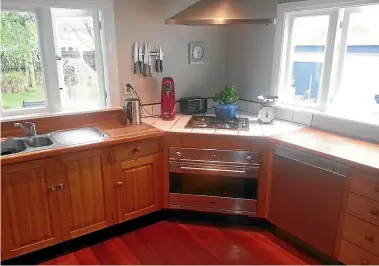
left=165, top=0, right=276, bottom=26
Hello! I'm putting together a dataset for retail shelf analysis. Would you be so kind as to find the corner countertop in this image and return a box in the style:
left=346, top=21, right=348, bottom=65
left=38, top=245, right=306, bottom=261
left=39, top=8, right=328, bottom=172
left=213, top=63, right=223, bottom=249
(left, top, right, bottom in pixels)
left=142, top=113, right=305, bottom=137
left=143, top=114, right=379, bottom=173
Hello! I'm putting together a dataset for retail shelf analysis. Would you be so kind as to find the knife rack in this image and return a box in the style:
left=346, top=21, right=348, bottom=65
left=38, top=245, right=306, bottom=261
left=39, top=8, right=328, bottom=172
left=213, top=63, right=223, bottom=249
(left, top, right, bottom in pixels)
left=140, top=51, right=165, bottom=57
left=133, top=42, right=165, bottom=77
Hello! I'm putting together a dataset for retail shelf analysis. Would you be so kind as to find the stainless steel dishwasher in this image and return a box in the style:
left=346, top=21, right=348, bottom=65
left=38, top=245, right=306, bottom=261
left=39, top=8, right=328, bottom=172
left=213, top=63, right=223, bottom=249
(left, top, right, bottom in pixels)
left=268, top=145, right=347, bottom=256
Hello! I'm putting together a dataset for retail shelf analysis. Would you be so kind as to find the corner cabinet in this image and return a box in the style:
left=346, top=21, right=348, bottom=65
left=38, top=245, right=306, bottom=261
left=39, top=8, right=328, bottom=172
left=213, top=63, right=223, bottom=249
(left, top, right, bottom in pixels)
left=1, top=159, right=62, bottom=260
left=114, top=154, right=162, bottom=223
left=54, top=149, right=114, bottom=240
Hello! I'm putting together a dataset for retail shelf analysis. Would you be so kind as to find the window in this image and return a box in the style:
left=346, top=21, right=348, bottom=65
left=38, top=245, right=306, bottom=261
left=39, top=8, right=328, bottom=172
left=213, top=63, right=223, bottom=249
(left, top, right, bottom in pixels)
left=0, top=0, right=118, bottom=117
left=1, top=10, right=47, bottom=111
left=52, top=8, right=106, bottom=110
left=273, top=1, right=379, bottom=124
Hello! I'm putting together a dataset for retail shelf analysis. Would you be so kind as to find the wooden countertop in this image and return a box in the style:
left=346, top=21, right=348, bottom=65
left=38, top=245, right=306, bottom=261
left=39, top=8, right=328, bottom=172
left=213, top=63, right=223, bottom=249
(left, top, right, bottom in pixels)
left=1, top=110, right=378, bottom=175
left=1, top=121, right=164, bottom=165
left=270, top=127, right=379, bottom=174
left=143, top=114, right=379, bottom=174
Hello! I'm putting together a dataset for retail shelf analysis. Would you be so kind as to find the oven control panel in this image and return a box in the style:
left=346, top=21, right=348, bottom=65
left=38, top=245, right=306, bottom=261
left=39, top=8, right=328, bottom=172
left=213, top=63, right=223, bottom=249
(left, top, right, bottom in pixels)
left=169, top=147, right=260, bottom=165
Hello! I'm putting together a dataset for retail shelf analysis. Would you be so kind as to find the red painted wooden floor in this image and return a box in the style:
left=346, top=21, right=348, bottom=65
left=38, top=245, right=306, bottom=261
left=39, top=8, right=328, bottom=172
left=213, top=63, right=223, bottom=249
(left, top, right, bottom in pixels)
left=41, top=221, right=321, bottom=265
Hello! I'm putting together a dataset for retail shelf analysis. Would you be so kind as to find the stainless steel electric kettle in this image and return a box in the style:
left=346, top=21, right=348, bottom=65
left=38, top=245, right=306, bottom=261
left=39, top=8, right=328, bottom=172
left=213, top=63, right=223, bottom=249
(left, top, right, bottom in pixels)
left=123, top=98, right=141, bottom=125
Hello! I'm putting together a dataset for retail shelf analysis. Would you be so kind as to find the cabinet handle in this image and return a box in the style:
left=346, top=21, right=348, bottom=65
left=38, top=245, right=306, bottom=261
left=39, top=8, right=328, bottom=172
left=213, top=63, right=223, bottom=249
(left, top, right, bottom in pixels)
left=49, top=185, right=56, bottom=192
left=117, top=182, right=123, bottom=187
left=108, top=153, right=112, bottom=163
left=134, top=146, right=141, bottom=152
left=365, top=233, right=374, bottom=242
left=370, top=207, right=379, bottom=216
left=57, top=184, right=65, bottom=190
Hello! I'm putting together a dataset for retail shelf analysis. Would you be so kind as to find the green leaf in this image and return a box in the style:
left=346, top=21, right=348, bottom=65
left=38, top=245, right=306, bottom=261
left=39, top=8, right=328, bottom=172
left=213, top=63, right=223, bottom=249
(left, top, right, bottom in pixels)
left=214, top=86, right=239, bottom=105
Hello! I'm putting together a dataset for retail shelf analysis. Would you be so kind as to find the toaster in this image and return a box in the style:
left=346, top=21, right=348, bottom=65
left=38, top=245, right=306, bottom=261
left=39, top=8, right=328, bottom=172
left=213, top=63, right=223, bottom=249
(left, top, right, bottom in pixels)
left=180, top=97, right=208, bottom=115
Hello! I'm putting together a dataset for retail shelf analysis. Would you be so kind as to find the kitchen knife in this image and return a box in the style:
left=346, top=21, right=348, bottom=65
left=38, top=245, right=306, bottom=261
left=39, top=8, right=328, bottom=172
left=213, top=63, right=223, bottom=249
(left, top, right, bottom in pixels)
left=158, top=46, right=164, bottom=73
left=143, top=43, right=149, bottom=77
left=147, top=44, right=152, bottom=77
left=155, top=46, right=160, bottom=73
left=133, top=42, right=138, bottom=74
left=138, top=44, right=143, bottom=75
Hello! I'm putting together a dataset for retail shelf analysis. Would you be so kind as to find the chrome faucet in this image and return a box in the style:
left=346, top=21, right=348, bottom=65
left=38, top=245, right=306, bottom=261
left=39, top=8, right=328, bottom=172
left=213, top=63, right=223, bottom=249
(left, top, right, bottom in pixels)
left=14, top=122, right=37, bottom=136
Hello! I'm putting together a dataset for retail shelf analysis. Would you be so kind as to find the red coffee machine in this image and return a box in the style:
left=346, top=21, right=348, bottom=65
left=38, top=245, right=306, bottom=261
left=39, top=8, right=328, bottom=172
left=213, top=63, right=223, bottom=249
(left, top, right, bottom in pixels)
left=161, top=77, right=176, bottom=120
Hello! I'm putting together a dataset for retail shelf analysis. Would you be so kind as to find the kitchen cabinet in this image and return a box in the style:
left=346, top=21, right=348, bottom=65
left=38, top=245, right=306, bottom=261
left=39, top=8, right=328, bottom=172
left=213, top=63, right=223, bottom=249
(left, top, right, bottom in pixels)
left=268, top=145, right=347, bottom=256
left=337, top=170, right=379, bottom=264
left=115, top=154, right=162, bottom=222
left=1, top=138, right=163, bottom=261
left=1, top=159, right=62, bottom=260
left=55, top=149, right=114, bottom=240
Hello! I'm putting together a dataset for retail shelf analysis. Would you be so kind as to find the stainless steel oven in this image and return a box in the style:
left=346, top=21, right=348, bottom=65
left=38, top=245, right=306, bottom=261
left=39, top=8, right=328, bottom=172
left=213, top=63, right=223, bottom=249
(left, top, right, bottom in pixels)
left=169, top=148, right=260, bottom=215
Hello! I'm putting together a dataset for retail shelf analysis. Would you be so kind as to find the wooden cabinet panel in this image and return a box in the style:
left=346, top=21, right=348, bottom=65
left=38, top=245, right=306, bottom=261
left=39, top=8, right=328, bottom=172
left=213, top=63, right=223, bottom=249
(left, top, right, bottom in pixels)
left=342, top=214, right=379, bottom=256
left=1, top=159, right=62, bottom=260
left=347, top=193, right=379, bottom=227
left=339, top=240, right=379, bottom=265
left=113, top=139, right=159, bottom=162
left=268, top=154, right=346, bottom=256
left=55, top=149, right=114, bottom=240
left=115, top=155, right=162, bottom=222
left=350, top=171, right=379, bottom=202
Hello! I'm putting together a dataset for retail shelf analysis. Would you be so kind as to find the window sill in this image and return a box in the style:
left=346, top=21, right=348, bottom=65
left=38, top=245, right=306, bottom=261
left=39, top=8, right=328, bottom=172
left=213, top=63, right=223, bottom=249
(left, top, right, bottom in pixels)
left=0, top=107, right=122, bottom=123
left=276, top=103, right=379, bottom=127
left=275, top=103, right=379, bottom=129
left=275, top=103, right=379, bottom=142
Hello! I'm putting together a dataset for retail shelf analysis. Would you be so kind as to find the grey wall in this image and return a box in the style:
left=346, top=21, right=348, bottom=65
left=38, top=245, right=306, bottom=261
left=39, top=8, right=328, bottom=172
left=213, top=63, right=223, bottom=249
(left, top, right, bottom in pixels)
left=226, top=0, right=277, bottom=100
left=113, top=0, right=227, bottom=105
left=226, top=24, right=276, bottom=100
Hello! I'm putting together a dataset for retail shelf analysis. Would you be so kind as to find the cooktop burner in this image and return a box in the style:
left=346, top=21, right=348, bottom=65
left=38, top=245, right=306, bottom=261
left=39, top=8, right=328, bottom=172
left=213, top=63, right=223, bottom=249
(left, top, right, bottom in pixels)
left=185, top=116, right=249, bottom=130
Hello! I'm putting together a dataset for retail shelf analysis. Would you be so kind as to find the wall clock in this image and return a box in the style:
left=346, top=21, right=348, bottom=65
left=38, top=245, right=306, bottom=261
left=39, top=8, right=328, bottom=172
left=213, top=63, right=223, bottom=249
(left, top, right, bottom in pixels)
left=189, top=42, right=205, bottom=64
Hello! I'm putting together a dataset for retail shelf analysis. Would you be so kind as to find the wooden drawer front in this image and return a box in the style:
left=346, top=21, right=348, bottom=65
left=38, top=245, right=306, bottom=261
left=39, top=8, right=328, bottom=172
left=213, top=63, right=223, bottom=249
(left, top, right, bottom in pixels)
left=339, top=240, right=379, bottom=265
left=351, top=172, right=379, bottom=202
left=343, top=214, right=379, bottom=256
left=347, top=193, right=379, bottom=226
left=113, top=139, right=159, bottom=161
left=170, top=193, right=257, bottom=214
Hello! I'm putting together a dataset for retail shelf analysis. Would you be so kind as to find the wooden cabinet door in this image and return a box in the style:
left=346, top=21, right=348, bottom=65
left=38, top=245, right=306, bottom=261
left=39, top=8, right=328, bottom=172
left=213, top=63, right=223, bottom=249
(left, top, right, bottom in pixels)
left=55, top=149, right=114, bottom=240
left=1, top=159, right=62, bottom=260
left=268, top=154, right=346, bottom=256
left=115, top=154, right=162, bottom=222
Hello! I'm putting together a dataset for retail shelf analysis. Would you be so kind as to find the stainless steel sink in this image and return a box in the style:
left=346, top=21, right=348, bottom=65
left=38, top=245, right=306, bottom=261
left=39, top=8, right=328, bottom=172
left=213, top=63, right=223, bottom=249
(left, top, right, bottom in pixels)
left=1, top=127, right=108, bottom=156
left=26, top=136, right=53, bottom=148
left=51, top=127, right=108, bottom=145
left=1, top=139, right=27, bottom=156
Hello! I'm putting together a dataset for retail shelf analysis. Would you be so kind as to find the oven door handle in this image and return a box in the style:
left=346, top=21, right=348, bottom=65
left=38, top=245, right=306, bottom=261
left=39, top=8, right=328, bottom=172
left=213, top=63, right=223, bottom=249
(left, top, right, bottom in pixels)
left=180, top=166, right=246, bottom=174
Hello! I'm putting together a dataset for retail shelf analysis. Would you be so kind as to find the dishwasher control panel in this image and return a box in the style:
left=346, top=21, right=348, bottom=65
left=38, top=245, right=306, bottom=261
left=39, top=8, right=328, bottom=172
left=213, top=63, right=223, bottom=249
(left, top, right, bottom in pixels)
left=275, top=145, right=348, bottom=176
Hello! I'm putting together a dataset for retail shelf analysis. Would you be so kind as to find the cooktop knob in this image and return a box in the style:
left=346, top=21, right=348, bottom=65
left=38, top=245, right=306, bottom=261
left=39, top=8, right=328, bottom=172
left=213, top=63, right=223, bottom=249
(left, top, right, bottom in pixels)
left=176, top=152, right=182, bottom=157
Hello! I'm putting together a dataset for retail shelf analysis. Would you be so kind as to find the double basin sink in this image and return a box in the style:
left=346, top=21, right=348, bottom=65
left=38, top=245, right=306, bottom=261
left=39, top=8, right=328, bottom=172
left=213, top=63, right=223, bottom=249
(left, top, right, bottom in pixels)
left=1, top=127, right=109, bottom=156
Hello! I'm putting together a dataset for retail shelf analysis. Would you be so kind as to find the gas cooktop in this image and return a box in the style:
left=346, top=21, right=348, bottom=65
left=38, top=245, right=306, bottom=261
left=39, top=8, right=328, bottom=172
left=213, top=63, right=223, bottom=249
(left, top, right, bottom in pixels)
left=185, top=116, right=249, bottom=130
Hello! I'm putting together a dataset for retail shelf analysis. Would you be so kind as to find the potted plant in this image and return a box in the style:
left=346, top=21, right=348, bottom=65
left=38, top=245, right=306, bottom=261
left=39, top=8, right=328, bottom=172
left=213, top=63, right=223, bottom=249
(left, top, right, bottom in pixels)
left=214, top=86, right=240, bottom=119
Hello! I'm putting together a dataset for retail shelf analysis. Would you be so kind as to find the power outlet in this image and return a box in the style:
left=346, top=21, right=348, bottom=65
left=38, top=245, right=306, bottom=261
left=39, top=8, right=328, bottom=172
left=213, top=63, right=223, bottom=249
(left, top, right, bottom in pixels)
left=123, top=82, right=132, bottom=95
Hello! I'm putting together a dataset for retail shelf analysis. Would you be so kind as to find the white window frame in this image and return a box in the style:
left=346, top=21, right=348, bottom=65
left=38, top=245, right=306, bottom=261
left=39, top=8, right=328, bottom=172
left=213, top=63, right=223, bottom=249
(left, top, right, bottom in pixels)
left=271, top=0, right=379, bottom=113
left=0, top=0, right=120, bottom=118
